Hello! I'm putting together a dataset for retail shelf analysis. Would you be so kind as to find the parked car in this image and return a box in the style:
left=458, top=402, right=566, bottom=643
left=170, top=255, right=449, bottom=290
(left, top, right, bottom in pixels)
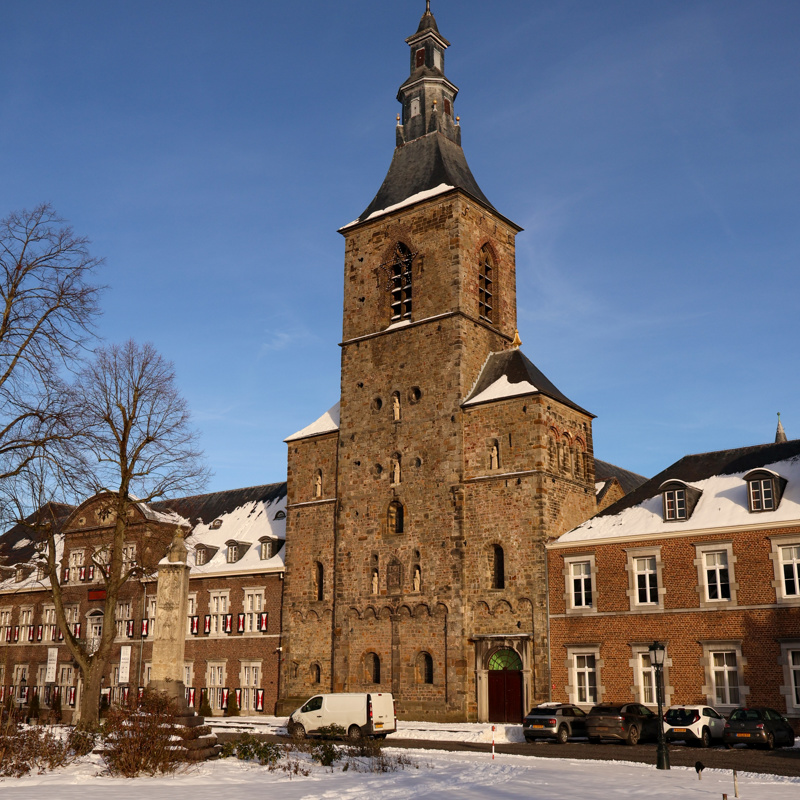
left=663, top=705, right=725, bottom=747
left=522, top=703, right=589, bottom=744
left=287, top=692, right=396, bottom=740
left=586, top=703, right=661, bottom=745
left=723, top=707, right=796, bottom=749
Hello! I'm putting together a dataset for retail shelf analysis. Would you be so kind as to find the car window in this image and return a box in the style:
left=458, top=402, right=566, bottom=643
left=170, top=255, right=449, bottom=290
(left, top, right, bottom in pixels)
left=730, top=709, right=759, bottom=722
left=640, top=705, right=654, bottom=717
left=301, top=696, right=323, bottom=713
left=561, top=708, right=573, bottom=717
left=573, top=707, right=587, bottom=717
left=666, top=708, right=693, bottom=724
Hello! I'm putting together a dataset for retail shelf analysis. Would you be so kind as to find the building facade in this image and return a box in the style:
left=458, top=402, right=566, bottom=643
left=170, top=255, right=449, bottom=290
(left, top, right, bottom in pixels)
left=277, top=7, right=633, bottom=723
left=0, top=485, right=286, bottom=720
left=548, top=437, right=800, bottom=732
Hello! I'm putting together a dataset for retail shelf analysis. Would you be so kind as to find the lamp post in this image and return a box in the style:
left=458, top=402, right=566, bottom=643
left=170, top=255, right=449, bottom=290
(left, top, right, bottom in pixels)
left=649, top=641, right=670, bottom=770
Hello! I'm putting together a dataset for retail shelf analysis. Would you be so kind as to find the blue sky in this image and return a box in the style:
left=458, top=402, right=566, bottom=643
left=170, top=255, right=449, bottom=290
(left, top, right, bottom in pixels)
left=2, top=1, right=798, bottom=492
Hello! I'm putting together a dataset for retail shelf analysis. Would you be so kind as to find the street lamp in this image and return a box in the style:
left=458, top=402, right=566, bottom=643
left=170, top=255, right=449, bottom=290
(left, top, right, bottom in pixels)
left=649, top=641, right=670, bottom=770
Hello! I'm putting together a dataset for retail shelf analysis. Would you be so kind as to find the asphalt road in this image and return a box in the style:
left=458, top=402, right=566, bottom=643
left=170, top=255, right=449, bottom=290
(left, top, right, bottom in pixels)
left=214, top=731, right=800, bottom=778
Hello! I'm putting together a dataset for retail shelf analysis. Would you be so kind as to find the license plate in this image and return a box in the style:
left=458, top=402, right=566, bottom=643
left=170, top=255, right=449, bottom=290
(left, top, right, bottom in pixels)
left=736, top=733, right=750, bottom=738
left=672, top=728, right=687, bottom=733
left=374, top=723, right=383, bottom=728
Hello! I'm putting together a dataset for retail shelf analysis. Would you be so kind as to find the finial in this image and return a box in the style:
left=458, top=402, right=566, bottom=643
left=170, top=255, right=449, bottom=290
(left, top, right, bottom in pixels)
left=512, top=329, right=522, bottom=348
left=776, top=412, right=788, bottom=444
left=426, top=1, right=431, bottom=13
left=396, top=114, right=401, bottom=124
left=456, top=115, right=460, bottom=125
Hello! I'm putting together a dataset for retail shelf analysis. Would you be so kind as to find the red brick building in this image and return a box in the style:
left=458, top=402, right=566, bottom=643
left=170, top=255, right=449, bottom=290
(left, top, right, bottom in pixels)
left=547, top=436, right=800, bottom=730
left=0, top=484, right=286, bottom=721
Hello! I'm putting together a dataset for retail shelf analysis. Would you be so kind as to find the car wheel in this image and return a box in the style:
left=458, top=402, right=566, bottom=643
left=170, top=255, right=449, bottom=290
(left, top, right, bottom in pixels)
left=625, top=725, right=640, bottom=746
left=588, top=736, right=601, bottom=744
left=699, top=727, right=711, bottom=748
left=556, top=725, right=569, bottom=744
left=289, top=722, right=306, bottom=739
left=348, top=724, right=363, bottom=741
left=765, top=732, right=775, bottom=750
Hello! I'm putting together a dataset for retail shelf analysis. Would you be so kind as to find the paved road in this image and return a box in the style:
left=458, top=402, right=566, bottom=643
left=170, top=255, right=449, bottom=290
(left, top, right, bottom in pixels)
left=214, top=731, right=800, bottom=778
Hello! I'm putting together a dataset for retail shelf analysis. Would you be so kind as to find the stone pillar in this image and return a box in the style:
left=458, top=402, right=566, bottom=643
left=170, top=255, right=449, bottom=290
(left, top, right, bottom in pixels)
left=150, top=530, right=191, bottom=701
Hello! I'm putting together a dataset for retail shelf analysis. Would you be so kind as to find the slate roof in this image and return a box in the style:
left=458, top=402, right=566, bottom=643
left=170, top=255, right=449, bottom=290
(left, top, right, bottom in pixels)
left=594, top=460, right=648, bottom=495
left=0, top=503, right=73, bottom=568
left=152, top=483, right=286, bottom=527
left=353, top=132, right=503, bottom=226
left=596, top=438, right=800, bottom=519
left=463, top=348, right=592, bottom=416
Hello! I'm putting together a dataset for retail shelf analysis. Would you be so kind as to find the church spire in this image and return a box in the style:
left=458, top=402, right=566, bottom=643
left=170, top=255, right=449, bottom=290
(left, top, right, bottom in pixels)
left=776, top=412, right=788, bottom=443
left=397, top=2, right=458, bottom=146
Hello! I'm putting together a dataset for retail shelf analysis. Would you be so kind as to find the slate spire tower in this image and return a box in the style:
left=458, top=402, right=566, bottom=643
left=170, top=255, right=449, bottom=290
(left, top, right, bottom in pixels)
left=280, top=7, right=597, bottom=723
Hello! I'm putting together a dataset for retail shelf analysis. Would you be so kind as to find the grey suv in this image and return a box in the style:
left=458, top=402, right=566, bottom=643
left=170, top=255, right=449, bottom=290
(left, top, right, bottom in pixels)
left=523, top=703, right=589, bottom=744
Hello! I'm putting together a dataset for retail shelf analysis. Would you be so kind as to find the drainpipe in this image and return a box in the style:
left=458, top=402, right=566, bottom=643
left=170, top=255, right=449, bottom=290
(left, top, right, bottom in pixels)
left=545, top=546, right=552, bottom=703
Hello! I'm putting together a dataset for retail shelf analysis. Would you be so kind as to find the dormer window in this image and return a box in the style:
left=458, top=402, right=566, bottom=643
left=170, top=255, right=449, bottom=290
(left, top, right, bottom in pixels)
left=274, top=510, right=286, bottom=521
left=210, top=519, right=223, bottom=530
left=15, top=567, right=26, bottom=582
left=196, top=548, right=207, bottom=566
left=744, top=469, right=786, bottom=513
left=659, top=479, right=702, bottom=522
left=227, top=544, right=238, bottom=563
left=260, top=538, right=277, bottom=560
left=664, top=488, right=686, bottom=520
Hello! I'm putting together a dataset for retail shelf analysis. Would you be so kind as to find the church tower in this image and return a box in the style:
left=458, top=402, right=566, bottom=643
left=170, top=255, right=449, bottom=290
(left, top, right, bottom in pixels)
left=280, top=4, right=596, bottom=722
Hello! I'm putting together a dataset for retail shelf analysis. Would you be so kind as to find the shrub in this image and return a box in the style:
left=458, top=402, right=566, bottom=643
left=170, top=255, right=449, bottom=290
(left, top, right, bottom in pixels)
left=27, top=692, right=40, bottom=722
left=315, top=724, right=346, bottom=740
left=310, top=738, right=340, bottom=768
left=49, top=692, right=62, bottom=724
left=101, top=689, right=184, bottom=777
left=0, top=721, right=74, bottom=778
left=199, top=693, right=213, bottom=718
left=224, top=691, right=240, bottom=717
left=220, top=733, right=282, bottom=765
left=67, top=726, right=97, bottom=757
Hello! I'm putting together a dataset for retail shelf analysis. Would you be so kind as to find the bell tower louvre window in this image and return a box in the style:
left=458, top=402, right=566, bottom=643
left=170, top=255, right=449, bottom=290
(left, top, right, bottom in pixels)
left=478, top=245, right=494, bottom=323
left=389, top=243, right=413, bottom=321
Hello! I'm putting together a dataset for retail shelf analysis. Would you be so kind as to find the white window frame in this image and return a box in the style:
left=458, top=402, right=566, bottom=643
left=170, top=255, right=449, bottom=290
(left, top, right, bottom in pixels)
left=208, top=590, right=230, bottom=636
left=625, top=547, right=664, bottom=611
left=694, top=542, right=738, bottom=608
left=563, top=554, right=597, bottom=614
left=115, top=601, right=131, bottom=639
left=566, top=646, right=603, bottom=706
left=239, top=661, right=262, bottom=712
left=629, top=644, right=673, bottom=707
left=700, top=641, right=748, bottom=711
left=749, top=477, right=775, bottom=511
left=770, top=537, right=800, bottom=605
left=663, top=488, right=686, bottom=520
left=186, top=592, right=198, bottom=635
left=243, top=588, right=264, bottom=633
left=777, top=642, right=800, bottom=715
left=206, top=661, right=226, bottom=712
left=68, top=549, right=85, bottom=582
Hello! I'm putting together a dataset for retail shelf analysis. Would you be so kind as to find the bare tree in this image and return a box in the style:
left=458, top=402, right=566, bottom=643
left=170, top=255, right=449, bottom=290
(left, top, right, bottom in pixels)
left=0, top=203, right=102, bottom=484
left=38, top=340, right=209, bottom=726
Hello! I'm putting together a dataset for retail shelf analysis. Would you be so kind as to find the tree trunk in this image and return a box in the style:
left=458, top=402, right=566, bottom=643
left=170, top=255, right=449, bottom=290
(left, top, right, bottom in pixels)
left=78, top=661, right=103, bottom=728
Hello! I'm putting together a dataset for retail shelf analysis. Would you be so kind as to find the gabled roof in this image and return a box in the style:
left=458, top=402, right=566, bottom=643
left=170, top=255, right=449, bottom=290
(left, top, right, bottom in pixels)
left=0, top=503, right=73, bottom=568
left=594, top=459, right=647, bottom=495
left=349, top=133, right=507, bottom=228
left=152, top=483, right=286, bottom=527
left=285, top=402, right=340, bottom=442
left=463, top=348, right=592, bottom=416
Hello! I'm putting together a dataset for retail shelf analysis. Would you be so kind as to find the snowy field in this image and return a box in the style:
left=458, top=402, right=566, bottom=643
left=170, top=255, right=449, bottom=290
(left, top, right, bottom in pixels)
left=2, top=717, right=799, bottom=799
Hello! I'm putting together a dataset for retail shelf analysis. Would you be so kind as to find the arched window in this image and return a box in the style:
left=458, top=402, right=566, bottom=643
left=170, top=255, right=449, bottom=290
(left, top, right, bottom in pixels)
left=366, top=652, right=381, bottom=684
left=391, top=453, right=402, bottom=485
left=314, top=561, right=324, bottom=601
left=313, top=470, right=322, bottom=499
left=418, top=652, right=434, bottom=684
left=311, top=663, right=321, bottom=684
left=387, top=501, right=404, bottom=534
left=478, top=245, right=494, bottom=323
left=389, top=243, right=413, bottom=320
left=492, top=544, right=505, bottom=590
left=392, top=392, right=401, bottom=421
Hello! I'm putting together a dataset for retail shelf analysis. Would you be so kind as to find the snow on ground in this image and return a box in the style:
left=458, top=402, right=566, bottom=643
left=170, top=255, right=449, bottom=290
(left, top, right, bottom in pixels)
left=2, top=738, right=798, bottom=800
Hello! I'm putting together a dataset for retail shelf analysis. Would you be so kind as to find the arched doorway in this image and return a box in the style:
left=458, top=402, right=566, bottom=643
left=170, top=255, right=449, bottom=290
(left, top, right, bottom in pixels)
left=487, top=648, right=523, bottom=723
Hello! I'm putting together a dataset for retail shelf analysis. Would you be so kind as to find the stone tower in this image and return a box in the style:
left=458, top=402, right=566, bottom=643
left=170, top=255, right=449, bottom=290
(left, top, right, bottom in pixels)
left=279, top=5, right=596, bottom=722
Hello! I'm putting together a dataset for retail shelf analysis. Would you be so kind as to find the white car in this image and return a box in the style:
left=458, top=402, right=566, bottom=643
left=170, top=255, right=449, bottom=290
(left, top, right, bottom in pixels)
left=663, top=705, right=726, bottom=747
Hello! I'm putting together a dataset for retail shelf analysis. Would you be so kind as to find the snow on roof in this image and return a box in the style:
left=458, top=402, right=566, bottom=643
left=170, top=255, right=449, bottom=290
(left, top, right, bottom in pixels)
left=138, top=504, right=190, bottom=528
left=341, top=183, right=454, bottom=228
left=285, top=402, right=340, bottom=442
left=557, top=455, right=800, bottom=544
left=462, top=374, right=537, bottom=407
left=187, top=490, right=286, bottom=576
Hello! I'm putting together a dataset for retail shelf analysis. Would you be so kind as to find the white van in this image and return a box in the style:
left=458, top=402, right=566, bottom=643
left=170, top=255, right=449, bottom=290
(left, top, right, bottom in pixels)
left=287, top=692, right=396, bottom=740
